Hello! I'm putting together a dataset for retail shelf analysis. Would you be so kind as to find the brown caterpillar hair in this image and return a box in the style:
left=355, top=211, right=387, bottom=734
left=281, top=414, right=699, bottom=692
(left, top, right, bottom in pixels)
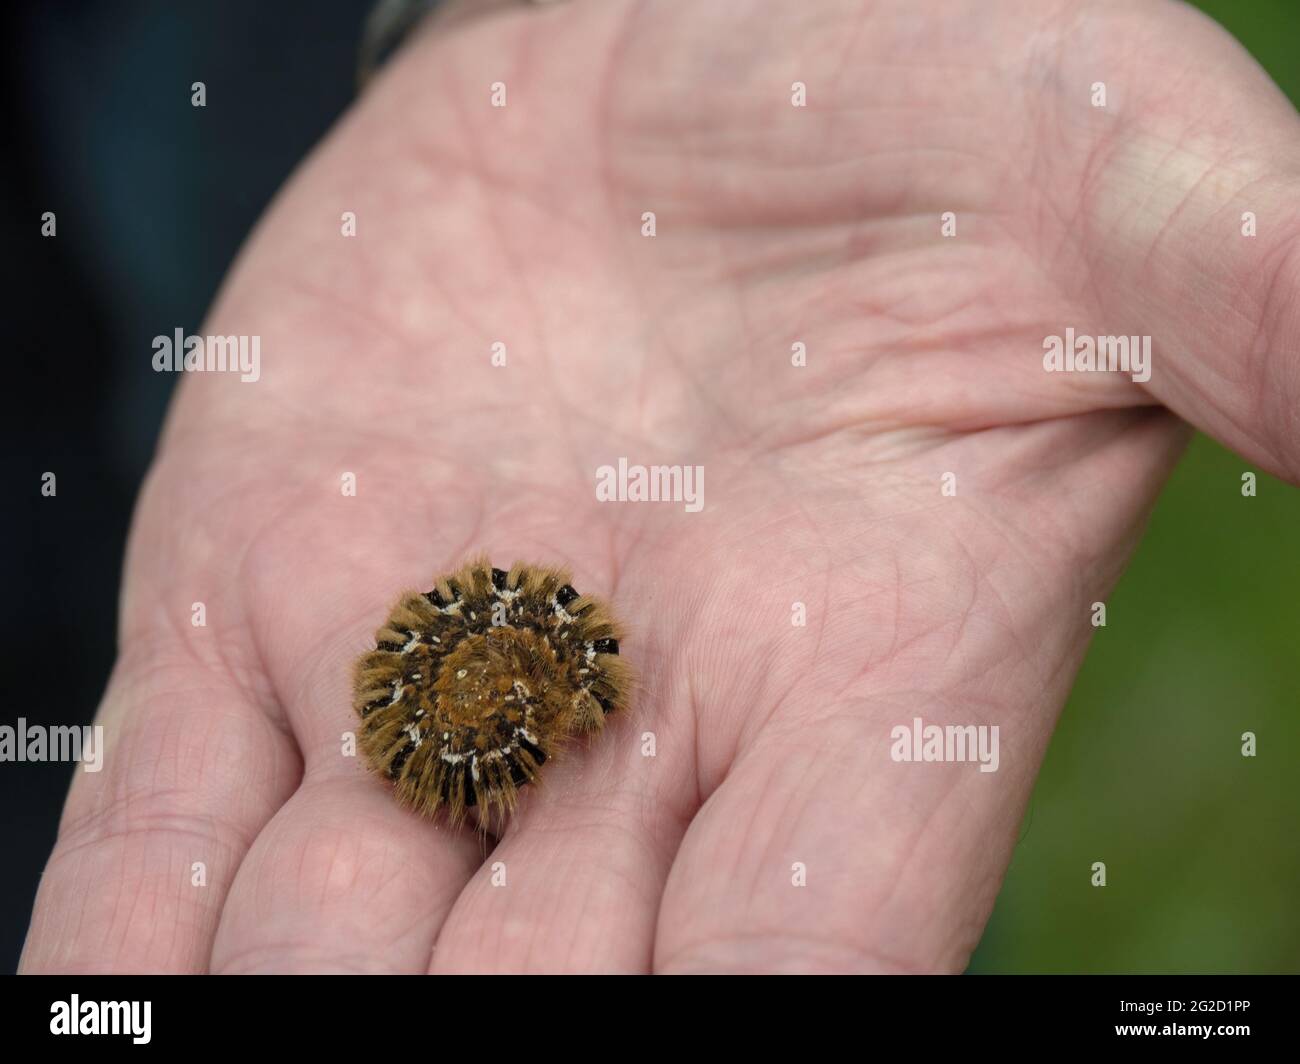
left=352, top=558, right=631, bottom=825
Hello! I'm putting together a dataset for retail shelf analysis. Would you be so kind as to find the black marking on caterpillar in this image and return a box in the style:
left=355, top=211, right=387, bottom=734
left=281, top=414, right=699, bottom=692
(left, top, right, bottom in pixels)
left=353, top=558, right=631, bottom=826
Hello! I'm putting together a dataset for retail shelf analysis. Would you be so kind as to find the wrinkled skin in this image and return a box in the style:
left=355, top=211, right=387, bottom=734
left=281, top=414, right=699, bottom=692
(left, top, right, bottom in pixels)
left=22, top=0, right=1300, bottom=972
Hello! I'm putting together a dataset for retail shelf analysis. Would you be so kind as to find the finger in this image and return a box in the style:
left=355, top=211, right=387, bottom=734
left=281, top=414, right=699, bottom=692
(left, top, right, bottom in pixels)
left=1081, top=2, right=1300, bottom=480
left=209, top=760, right=483, bottom=974
left=208, top=532, right=486, bottom=974
left=21, top=449, right=303, bottom=975
left=427, top=650, right=696, bottom=974
left=19, top=642, right=300, bottom=973
left=654, top=408, right=1187, bottom=973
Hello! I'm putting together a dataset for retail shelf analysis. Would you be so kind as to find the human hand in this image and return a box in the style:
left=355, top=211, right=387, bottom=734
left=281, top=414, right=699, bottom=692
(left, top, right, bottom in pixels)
left=22, top=0, right=1299, bottom=973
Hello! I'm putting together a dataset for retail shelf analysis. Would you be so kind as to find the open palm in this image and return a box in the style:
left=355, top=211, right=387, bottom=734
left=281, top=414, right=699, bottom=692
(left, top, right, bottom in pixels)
left=23, top=0, right=1300, bottom=973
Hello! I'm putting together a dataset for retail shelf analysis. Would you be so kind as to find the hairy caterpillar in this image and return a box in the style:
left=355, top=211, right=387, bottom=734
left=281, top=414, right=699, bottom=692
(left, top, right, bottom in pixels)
left=353, top=559, right=630, bottom=825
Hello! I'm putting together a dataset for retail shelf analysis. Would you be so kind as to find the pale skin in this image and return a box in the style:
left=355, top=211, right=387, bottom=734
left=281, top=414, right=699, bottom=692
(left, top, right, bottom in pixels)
left=21, top=0, right=1300, bottom=973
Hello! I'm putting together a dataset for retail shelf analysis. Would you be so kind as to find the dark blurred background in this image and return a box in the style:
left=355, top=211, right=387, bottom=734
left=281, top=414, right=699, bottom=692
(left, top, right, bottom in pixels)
left=3, top=0, right=1297, bottom=974
left=3, top=0, right=373, bottom=973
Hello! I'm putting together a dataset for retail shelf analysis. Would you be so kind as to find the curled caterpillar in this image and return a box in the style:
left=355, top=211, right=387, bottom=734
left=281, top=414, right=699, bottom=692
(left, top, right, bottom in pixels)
left=353, top=558, right=630, bottom=825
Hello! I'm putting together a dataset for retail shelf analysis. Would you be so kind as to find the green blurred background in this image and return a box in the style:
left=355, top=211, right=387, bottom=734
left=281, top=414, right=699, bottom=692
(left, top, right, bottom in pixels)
left=971, top=1, right=1300, bottom=972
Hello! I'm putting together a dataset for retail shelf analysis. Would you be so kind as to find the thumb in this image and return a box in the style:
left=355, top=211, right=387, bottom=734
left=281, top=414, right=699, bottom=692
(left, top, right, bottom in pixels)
left=1084, top=4, right=1300, bottom=482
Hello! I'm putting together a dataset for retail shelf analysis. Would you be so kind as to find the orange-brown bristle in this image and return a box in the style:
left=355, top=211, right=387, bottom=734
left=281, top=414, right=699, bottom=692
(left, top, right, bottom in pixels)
left=353, top=558, right=631, bottom=826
